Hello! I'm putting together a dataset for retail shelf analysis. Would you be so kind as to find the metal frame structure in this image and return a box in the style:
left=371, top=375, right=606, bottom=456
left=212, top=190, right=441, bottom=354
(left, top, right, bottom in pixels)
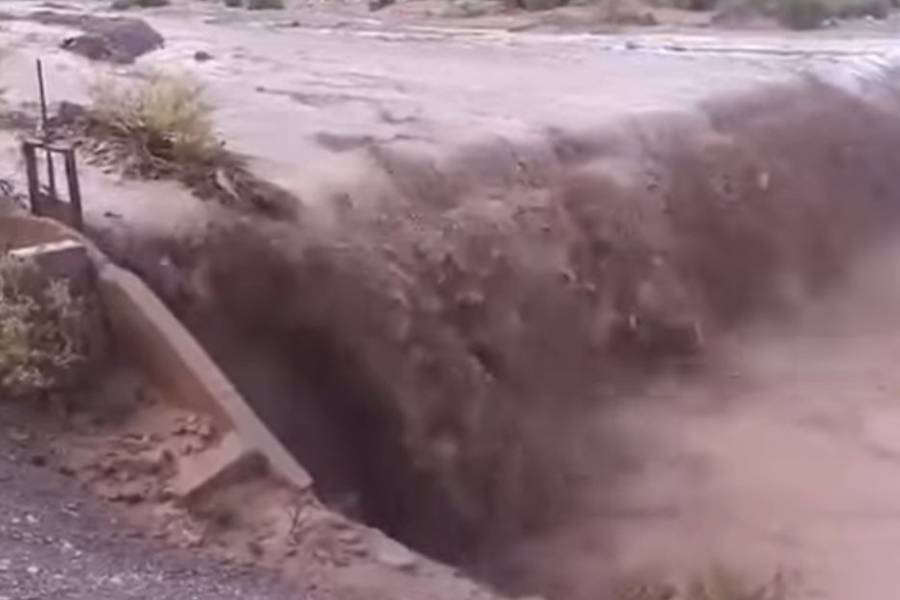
left=22, top=139, right=84, bottom=231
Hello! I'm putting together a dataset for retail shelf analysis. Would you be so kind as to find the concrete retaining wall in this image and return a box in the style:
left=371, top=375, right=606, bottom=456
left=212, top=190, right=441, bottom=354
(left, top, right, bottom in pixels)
left=0, top=216, right=312, bottom=492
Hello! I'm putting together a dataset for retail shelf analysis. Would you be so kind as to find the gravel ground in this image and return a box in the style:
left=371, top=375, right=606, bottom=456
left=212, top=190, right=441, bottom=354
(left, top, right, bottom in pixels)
left=0, top=404, right=300, bottom=600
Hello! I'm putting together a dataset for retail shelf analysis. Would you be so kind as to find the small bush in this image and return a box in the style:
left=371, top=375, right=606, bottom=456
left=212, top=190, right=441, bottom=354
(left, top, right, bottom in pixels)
left=835, top=0, right=889, bottom=19
left=89, top=71, right=220, bottom=167
left=776, top=0, right=829, bottom=28
left=615, top=565, right=789, bottom=600
left=0, top=255, right=88, bottom=400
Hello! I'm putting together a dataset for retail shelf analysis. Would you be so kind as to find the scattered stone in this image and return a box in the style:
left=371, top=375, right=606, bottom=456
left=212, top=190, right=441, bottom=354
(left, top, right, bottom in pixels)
left=111, top=0, right=169, bottom=8
left=157, top=487, right=176, bottom=503
left=247, top=540, right=264, bottom=557
left=245, top=0, right=284, bottom=8
left=104, top=485, right=146, bottom=505
left=182, top=529, right=204, bottom=548
left=181, top=441, right=199, bottom=456
left=26, top=565, right=39, bottom=576
left=369, top=536, right=417, bottom=571
left=518, top=0, right=564, bottom=11
left=6, top=428, right=30, bottom=444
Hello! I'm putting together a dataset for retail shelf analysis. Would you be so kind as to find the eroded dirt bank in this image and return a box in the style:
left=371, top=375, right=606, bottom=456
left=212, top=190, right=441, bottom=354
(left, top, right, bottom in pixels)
left=87, top=72, right=900, bottom=598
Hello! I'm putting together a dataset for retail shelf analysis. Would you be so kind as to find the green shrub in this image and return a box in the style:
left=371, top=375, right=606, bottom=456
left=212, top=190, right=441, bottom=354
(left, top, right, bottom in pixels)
left=776, top=0, right=829, bottom=28
left=0, top=255, right=87, bottom=400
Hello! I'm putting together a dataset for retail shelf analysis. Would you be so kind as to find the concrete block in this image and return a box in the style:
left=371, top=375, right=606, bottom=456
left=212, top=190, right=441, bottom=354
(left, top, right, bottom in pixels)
left=97, top=263, right=313, bottom=491
left=9, top=240, right=94, bottom=293
left=170, top=431, right=266, bottom=505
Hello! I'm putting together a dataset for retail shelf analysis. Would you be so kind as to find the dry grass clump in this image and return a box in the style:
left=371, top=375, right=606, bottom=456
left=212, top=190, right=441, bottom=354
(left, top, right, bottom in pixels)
left=615, top=565, right=790, bottom=600
left=89, top=71, right=222, bottom=172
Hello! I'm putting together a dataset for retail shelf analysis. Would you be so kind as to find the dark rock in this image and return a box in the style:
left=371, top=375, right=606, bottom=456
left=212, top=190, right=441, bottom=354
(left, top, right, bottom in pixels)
left=369, top=0, right=395, bottom=10
left=55, top=101, right=88, bottom=126
left=111, top=0, right=170, bottom=9
left=245, top=0, right=285, bottom=8
left=193, top=50, right=213, bottom=62
left=518, top=0, right=566, bottom=11
left=62, top=34, right=115, bottom=61
left=53, top=15, right=164, bottom=63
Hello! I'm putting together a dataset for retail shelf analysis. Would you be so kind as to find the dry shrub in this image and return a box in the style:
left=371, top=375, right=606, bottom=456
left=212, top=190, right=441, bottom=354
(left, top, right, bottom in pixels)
left=685, top=566, right=788, bottom=600
left=89, top=71, right=221, bottom=170
left=775, top=0, right=828, bottom=28
left=0, top=255, right=88, bottom=400
left=615, top=565, right=789, bottom=600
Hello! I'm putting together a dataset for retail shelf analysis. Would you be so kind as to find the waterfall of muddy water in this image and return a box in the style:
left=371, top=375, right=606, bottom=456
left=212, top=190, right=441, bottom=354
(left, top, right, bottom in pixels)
left=92, top=74, right=900, bottom=599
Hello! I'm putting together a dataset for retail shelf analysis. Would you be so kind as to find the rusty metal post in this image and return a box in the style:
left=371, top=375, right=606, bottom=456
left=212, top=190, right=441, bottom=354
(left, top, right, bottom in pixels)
left=36, top=59, right=57, bottom=199
left=22, top=140, right=43, bottom=217
left=63, top=149, right=83, bottom=230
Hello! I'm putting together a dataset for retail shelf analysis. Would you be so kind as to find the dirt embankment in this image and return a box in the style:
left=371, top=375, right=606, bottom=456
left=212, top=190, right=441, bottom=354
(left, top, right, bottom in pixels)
left=92, top=73, right=900, bottom=595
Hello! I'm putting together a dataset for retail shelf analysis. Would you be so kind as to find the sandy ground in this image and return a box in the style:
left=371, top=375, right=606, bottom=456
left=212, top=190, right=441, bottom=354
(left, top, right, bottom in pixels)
left=0, top=399, right=297, bottom=600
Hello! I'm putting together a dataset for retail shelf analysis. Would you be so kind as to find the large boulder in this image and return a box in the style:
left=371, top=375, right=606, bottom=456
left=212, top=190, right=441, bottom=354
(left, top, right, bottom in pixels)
left=40, top=13, right=164, bottom=63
